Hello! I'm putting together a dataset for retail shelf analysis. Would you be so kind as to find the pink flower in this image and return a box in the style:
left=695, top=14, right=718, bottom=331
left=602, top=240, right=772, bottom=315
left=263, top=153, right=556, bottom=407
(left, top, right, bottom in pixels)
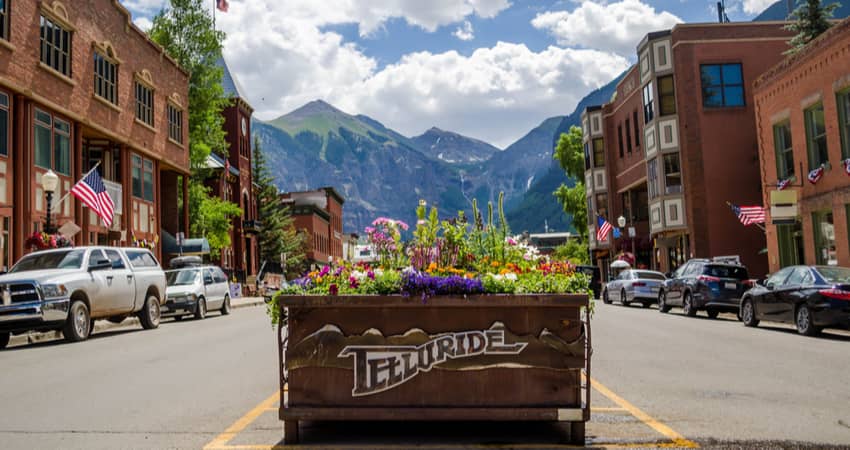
left=397, top=220, right=409, bottom=230
left=367, top=271, right=375, bottom=280
left=364, top=226, right=376, bottom=234
left=329, top=284, right=339, bottom=296
left=348, top=276, right=359, bottom=289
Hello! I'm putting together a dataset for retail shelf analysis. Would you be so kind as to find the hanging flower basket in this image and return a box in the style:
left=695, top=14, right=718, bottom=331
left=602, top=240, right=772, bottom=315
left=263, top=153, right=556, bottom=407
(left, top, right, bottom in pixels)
left=25, top=231, right=72, bottom=251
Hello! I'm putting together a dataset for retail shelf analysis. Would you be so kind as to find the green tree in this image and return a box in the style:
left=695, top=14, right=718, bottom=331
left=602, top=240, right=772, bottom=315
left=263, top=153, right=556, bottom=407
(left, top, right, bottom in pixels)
left=253, top=136, right=307, bottom=277
left=785, top=0, right=840, bottom=54
left=553, top=239, right=590, bottom=265
left=149, top=0, right=241, bottom=255
left=553, top=126, right=589, bottom=241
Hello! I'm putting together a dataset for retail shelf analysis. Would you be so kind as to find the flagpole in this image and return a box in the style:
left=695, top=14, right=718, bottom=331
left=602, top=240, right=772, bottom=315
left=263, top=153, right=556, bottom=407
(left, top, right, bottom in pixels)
left=50, top=161, right=102, bottom=214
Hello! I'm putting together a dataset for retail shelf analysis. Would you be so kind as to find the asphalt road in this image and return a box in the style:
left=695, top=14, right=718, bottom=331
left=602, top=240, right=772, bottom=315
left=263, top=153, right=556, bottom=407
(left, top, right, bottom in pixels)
left=1, top=301, right=849, bottom=449
left=0, top=304, right=279, bottom=450
left=591, top=301, right=850, bottom=448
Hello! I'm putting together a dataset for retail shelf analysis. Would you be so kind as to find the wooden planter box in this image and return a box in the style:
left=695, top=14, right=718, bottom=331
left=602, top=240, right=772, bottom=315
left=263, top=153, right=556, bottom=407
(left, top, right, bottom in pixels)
left=276, top=294, right=591, bottom=445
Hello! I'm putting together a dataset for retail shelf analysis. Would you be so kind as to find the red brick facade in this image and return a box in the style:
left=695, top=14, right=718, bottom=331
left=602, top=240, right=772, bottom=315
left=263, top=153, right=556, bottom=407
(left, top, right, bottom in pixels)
left=281, top=188, right=344, bottom=266
left=0, top=0, right=189, bottom=266
left=585, top=22, right=793, bottom=279
left=755, top=18, right=850, bottom=272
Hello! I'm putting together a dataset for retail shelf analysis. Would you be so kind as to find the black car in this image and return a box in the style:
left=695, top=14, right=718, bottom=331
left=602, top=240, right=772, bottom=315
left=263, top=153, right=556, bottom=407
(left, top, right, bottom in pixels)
left=576, top=265, right=601, bottom=299
left=740, top=265, right=850, bottom=336
left=659, top=258, right=750, bottom=318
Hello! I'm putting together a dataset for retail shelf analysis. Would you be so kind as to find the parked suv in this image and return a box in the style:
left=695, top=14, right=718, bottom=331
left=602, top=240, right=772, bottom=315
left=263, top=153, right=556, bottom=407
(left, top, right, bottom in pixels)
left=659, top=257, right=749, bottom=318
left=0, top=247, right=166, bottom=348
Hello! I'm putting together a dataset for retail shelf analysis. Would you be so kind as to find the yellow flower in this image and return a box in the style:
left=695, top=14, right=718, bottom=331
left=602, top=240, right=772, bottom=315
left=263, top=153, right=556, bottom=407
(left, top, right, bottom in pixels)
left=491, top=261, right=500, bottom=267
left=316, top=277, right=323, bottom=284
left=427, top=262, right=438, bottom=271
left=465, top=273, right=474, bottom=279
left=500, top=268, right=510, bottom=275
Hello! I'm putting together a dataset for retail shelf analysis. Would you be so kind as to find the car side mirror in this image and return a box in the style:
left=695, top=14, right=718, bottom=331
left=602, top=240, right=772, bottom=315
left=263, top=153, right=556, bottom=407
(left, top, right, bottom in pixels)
left=89, top=258, right=112, bottom=271
left=666, top=272, right=673, bottom=278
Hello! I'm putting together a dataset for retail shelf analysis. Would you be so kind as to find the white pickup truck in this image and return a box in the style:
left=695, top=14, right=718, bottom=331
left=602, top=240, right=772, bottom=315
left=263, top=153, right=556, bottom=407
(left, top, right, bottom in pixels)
left=0, top=246, right=166, bottom=348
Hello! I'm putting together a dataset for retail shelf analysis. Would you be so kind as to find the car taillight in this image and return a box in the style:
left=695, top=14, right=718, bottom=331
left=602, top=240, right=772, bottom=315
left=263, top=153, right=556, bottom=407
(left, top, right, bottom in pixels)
left=697, top=275, right=721, bottom=283
left=743, top=279, right=756, bottom=288
left=819, top=289, right=850, bottom=301
left=632, top=282, right=646, bottom=287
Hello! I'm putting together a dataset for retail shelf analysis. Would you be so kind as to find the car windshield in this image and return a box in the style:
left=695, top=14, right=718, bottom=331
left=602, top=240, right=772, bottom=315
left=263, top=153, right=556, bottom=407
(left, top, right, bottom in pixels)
left=815, top=266, right=850, bottom=284
left=166, top=269, right=200, bottom=286
left=705, top=265, right=748, bottom=280
left=635, top=271, right=665, bottom=280
left=9, top=249, right=86, bottom=273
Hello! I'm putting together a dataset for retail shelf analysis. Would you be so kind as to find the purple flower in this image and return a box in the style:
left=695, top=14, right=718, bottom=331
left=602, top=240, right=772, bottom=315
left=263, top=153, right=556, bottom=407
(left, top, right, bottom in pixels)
left=349, top=276, right=359, bottom=289
left=367, top=271, right=375, bottom=280
left=329, top=284, right=339, bottom=296
left=334, top=266, right=344, bottom=276
left=319, top=266, right=330, bottom=277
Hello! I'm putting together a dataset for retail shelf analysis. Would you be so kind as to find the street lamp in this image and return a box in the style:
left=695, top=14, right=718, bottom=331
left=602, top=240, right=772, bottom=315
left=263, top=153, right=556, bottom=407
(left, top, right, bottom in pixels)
left=42, top=170, right=60, bottom=234
left=617, top=215, right=635, bottom=262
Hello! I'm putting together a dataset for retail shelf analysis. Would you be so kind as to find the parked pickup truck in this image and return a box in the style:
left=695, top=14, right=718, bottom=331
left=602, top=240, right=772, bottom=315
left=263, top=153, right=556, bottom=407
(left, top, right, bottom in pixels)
left=0, top=246, right=167, bottom=348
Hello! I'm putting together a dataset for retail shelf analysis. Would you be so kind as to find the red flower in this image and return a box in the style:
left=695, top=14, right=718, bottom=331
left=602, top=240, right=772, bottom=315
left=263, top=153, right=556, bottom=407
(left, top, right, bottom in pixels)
left=329, top=284, right=339, bottom=296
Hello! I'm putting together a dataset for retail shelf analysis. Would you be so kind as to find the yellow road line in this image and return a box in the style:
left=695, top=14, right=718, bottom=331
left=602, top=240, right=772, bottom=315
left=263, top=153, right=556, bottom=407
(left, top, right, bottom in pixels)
left=590, top=377, right=699, bottom=448
left=204, top=390, right=281, bottom=450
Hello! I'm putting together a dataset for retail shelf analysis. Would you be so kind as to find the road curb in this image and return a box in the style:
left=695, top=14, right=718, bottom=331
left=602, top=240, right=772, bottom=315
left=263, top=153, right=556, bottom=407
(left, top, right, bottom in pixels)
left=7, top=298, right=267, bottom=348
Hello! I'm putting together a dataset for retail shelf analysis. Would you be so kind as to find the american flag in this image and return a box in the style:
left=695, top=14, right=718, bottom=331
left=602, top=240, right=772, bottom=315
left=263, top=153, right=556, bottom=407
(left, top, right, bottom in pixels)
left=596, top=215, right=613, bottom=242
left=216, top=0, right=229, bottom=12
left=777, top=178, right=791, bottom=190
left=730, top=204, right=765, bottom=226
left=807, top=166, right=824, bottom=184
left=70, top=169, right=115, bottom=228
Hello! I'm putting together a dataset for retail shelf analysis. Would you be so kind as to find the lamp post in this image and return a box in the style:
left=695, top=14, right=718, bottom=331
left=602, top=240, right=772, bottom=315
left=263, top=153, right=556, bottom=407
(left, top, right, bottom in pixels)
left=42, top=170, right=60, bottom=234
left=617, top=215, right=635, bottom=262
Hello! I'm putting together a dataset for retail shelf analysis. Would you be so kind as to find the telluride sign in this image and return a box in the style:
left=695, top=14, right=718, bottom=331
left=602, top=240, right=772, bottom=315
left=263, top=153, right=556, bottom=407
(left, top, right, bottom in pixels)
left=339, top=329, right=527, bottom=396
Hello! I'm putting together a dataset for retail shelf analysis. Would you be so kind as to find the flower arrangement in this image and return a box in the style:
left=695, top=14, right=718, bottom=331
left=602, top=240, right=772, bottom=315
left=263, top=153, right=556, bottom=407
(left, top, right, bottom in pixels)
left=278, top=196, right=591, bottom=303
left=25, top=231, right=72, bottom=250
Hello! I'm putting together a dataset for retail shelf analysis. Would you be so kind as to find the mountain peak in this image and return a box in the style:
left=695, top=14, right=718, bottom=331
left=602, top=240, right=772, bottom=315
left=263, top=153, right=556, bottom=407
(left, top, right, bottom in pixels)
left=292, top=99, right=344, bottom=116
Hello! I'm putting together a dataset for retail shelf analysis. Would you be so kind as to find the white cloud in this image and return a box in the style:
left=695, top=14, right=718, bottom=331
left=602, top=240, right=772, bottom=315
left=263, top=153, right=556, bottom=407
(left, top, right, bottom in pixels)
left=342, top=43, right=628, bottom=147
left=532, top=0, right=682, bottom=57
left=219, top=0, right=628, bottom=147
left=133, top=16, right=153, bottom=32
left=121, top=0, right=167, bottom=14
left=454, top=21, right=475, bottom=41
left=741, top=0, right=776, bottom=15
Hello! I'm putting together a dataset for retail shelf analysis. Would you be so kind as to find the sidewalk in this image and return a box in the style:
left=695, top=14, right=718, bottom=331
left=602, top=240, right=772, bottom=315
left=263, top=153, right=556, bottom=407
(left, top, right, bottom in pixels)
left=7, top=296, right=267, bottom=348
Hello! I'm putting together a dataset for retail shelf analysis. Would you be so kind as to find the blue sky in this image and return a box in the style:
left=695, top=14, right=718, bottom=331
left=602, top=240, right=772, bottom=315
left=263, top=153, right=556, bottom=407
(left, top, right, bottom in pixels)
left=122, top=0, right=779, bottom=147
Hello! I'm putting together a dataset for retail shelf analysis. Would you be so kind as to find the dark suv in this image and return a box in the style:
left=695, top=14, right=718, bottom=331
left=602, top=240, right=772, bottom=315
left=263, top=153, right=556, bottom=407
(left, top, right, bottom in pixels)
left=659, top=258, right=750, bottom=318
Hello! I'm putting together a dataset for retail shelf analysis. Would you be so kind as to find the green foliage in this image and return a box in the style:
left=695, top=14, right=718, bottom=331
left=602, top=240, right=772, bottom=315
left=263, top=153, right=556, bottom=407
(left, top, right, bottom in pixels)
left=188, top=183, right=242, bottom=257
left=785, top=0, right=841, bottom=54
left=553, top=126, right=589, bottom=242
left=554, top=126, right=585, bottom=179
left=553, top=239, right=590, bottom=265
left=253, top=136, right=307, bottom=278
left=150, top=0, right=237, bottom=246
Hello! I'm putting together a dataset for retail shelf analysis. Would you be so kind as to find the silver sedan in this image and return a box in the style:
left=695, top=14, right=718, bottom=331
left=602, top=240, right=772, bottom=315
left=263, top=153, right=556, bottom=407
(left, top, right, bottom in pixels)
left=603, top=269, right=667, bottom=307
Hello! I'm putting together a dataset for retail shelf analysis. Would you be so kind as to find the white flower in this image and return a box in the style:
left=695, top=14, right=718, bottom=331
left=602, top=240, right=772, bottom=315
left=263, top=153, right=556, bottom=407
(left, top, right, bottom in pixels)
left=505, top=273, right=518, bottom=282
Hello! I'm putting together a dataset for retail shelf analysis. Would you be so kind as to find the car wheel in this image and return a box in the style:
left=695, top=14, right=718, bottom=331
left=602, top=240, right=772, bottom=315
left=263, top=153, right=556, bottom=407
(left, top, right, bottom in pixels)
left=0, top=332, right=10, bottom=349
left=741, top=298, right=759, bottom=327
left=63, top=300, right=92, bottom=342
left=621, top=289, right=630, bottom=307
left=795, top=305, right=821, bottom=336
left=706, top=309, right=719, bottom=319
left=658, top=291, right=671, bottom=313
left=194, top=297, right=207, bottom=320
left=139, top=294, right=161, bottom=330
left=221, top=294, right=231, bottom=315
left=682, top=292, right=697, bottom=317
left=602, top=289, right=611, bottom=304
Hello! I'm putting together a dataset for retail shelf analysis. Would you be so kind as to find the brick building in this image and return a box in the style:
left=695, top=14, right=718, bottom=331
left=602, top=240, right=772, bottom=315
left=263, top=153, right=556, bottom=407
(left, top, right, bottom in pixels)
left=754, top=18, right=850, bottom=272
left=0, top=0, right=189, bottom=266
left=584, top=22, right=793, bottom=279
left=280, top=187, right=344, bottom=266
left=205, top=57, right=258, bottom=281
